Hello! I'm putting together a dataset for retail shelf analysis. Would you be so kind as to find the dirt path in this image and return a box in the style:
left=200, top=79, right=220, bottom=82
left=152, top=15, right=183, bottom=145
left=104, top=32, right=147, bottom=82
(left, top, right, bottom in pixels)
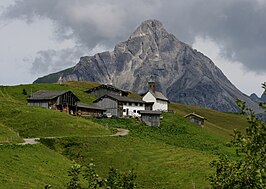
left=110, top=128, right=129, bottom=136
left=18, top=138, right=40, bottom=145
left=16, top=128, right=129, bottom=145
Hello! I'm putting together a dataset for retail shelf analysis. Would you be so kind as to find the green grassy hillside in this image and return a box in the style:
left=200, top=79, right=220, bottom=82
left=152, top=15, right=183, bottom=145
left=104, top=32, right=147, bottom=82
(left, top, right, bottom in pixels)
left=0, top=123, right=23, bottom=144
left=0, top=81, right=250, bottom=188
left=0, top=82, right=110, bottom=138
left=0, top=144, right=72, bottom=189
left=0, top=82, right=111, bottom=188
left=169, top=103, right=248, bottom=138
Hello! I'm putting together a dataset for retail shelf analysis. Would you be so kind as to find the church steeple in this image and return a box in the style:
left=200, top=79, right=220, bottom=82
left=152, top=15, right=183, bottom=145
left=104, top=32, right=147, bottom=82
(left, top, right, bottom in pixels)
left=148, top=81, right=156, bottom=93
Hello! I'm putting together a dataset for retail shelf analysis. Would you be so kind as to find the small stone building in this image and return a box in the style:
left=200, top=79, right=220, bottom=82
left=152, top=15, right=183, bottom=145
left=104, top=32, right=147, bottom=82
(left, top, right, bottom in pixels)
left=86, top=84, right=129, bottom=98
left=138, top=110, right=162, bottom=126
left=27, top=90, right=80, bottom=114
left=184, top=113, right=206, bottom=126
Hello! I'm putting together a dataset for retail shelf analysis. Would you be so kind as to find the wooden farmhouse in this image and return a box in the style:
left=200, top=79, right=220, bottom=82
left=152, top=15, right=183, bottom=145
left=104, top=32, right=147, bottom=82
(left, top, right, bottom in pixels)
left=86, top=84, right=130, bottom=98
left=93, top=94, right=148, bottom=117
left=27, top=90, right=80, bottom=114
left=27, top=90, right=107, bottom=116
left=142, top=81, right=169, bottom=111
left=138, top=110, right=162, bottom=126
left=185, top=113, right=206, bottom=126
left=76, top=103, right=106, bottom=117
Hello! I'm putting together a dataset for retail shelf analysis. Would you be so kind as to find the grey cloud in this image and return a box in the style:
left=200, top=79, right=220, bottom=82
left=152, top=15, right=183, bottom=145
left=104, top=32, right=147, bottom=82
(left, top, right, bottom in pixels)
left=2, top=0, right=266, bottom=72
left=29, top=46, right=88, bottom=74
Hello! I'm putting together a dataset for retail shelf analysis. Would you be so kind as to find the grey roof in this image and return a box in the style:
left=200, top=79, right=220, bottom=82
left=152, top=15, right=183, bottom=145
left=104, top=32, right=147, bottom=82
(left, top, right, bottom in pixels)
left=77, top=103, right=106, bottom=111
left=184, top=112, right=206, bottom=120
left=138, top=110, right=162, bottom=115
left=86, top=84, right=130, bottom=95
left=94, top=94, right=146, bottom=103
left=27, top=90, right=71, bottom=100
left=150, top=91, right=169, bottom=102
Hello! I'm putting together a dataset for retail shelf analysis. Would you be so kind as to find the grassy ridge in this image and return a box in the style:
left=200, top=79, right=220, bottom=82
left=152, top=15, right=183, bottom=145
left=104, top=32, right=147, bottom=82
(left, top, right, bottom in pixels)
left=0, top=81, right=100, bottom=104
left=0, top=98, right=111, bottom=138
left=0, top=144, right=72, bottom=189
left=0, top=83, right=111, bottom=138
left=169, top=103, right=248, bottom=138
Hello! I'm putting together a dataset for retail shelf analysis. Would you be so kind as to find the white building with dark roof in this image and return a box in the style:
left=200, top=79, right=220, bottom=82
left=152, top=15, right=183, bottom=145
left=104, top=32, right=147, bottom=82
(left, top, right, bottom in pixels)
left=142, top=81, right=169, bottom=111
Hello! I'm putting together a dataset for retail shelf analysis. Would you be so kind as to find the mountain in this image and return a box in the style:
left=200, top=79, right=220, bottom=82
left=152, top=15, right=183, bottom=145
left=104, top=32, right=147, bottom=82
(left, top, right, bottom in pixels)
left=250, top=93, right=261, bottom=102
left=34, top=19, right=262, bottom=113
left=261, top=93, right=266, bottom=102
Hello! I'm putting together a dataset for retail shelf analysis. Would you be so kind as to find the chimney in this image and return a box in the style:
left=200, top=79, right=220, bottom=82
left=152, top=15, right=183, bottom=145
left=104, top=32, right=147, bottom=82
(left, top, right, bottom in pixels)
left=148, top=81, right=156, bottom=93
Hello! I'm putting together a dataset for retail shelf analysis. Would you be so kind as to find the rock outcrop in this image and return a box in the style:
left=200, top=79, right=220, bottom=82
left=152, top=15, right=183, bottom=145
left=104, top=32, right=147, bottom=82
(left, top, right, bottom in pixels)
left=34, top=19, right=262, bottom=113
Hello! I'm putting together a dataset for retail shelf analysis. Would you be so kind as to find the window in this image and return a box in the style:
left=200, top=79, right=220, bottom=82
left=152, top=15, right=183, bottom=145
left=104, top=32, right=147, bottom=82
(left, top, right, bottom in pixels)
left=129, top=102, right=132, bottom=106
left=139, top=103, right=143, bottom=106
left=133, top=110, right=136, bottom=113
left=123, top=109, right=126, bottom=112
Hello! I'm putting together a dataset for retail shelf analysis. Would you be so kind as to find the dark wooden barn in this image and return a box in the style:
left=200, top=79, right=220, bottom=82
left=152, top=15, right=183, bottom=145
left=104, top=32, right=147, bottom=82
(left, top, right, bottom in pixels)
left=184, top=113, right=206, bottom=126
left=138, top=110, right=162, bottom=126
left=27, top=90, right=80, bottom=114
left=86, top=84, right=129, bottom=98
left=76, top=103, right=106, bottom=117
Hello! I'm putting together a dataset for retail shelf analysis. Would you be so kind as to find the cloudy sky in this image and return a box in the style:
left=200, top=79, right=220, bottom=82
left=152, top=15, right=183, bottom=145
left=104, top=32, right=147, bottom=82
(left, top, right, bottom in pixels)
left=0, top=0, right=265, bottom=96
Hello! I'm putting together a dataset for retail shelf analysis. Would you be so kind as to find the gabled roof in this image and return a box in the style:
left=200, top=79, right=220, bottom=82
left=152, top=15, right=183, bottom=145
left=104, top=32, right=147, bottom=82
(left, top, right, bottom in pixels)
left=184, top=112, right=206, bottom=120
left=94, top=94, right=146, bottom=104
left=151, top=91, right=169, bottom=101
left=77, top=103, right=106, bottom=111
left=27, top=90, right=79, bottom=101
left=86, top=84, right=130, bottom=95
left=138, top=110, right=162, bottom=115
left=142, top=90, right=169, bottom=102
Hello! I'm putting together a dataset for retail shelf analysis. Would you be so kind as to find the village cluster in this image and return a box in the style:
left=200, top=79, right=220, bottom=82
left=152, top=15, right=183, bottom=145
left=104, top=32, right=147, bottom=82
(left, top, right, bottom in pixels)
left=27, top=81, right=170, bottom=126
left=27, top=81, right=205, bottom=127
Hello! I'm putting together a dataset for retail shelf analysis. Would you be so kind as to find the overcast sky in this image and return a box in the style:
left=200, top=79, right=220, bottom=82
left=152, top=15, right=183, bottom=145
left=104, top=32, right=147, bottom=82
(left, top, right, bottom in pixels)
left=0, top=0, right=265, bottom=96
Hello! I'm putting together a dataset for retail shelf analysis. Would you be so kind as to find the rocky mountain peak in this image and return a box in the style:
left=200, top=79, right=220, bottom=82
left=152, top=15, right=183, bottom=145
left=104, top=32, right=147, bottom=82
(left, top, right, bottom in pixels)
left=129, top=19, right=164, bottom=39
left=34, top=19, right=263, bottom=113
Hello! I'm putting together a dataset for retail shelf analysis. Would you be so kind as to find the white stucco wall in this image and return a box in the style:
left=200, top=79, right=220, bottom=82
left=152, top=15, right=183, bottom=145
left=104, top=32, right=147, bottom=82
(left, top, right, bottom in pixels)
left=122, top=103, right=145, bottom=117
left=143, top=92, right=156, bottom=103
left=153, top=99, right=168, bottom=111
left=142, top=92, right=168, bottom=111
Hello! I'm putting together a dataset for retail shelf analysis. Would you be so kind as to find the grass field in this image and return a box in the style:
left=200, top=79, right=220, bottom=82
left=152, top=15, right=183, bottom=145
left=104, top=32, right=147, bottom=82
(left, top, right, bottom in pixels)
left=0, top=144, right=72, bottom=189
left=40, top=113, right=244, bottom=188
left=0, top=82, right=251, bottom=188
left=41, top=135, right=216, bottom=189
left=0, top=123, right=23, bottom=144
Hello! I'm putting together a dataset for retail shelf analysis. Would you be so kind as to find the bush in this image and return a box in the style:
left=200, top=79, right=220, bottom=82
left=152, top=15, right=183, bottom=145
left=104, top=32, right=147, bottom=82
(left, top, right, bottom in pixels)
left=65, top=161, right=137, bottom=189
left=209, top=83, right=266, bottom=188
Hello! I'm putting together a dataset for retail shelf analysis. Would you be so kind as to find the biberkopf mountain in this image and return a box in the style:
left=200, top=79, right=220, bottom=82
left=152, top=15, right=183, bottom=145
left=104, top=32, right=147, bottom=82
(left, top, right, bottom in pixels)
left=34, top=20, right=262, bottom=113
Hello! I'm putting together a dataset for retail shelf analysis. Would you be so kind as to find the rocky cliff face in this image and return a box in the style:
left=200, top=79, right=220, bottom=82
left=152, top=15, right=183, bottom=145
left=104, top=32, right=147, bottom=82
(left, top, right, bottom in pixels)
left=34, top=20, right=262, bottom=113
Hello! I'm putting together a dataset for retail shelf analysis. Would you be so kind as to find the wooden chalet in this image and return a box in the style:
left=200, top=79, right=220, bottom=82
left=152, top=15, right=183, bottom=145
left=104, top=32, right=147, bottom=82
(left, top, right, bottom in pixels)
left=184, top=112, right=206, bottom=126
left=76, top=103, right=106, bottom=117
left=138, top=110, right=162, bottom=126
left=27, top=90, right=80, bottom=114
left=93, top=94, right=147, bottom=117
left=86, top=84, right=130, bottom=98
